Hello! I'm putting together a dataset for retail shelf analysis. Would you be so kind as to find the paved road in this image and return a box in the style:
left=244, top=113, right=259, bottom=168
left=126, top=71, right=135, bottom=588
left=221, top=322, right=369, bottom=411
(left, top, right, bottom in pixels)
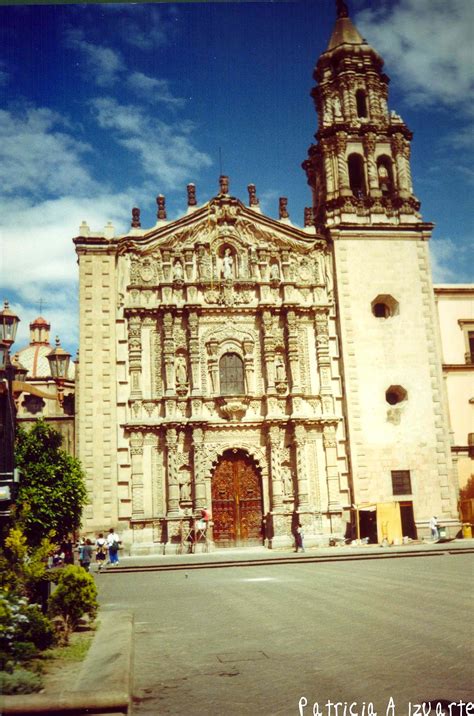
left=97, top=554, right=474, bottom=716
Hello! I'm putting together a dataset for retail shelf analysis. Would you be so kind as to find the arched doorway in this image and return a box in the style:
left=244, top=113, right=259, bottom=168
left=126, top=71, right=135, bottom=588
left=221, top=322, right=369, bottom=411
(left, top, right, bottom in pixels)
left=211, top=450, right=264, bottom=547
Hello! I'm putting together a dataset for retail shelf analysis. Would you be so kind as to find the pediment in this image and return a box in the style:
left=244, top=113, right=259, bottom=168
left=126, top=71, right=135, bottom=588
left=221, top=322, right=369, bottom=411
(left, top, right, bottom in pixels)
left=117, top=196, right=326, bottom=258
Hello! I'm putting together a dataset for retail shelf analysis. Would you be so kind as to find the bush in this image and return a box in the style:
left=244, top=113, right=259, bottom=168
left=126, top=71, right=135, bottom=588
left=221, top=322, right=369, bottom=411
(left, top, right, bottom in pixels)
left=48, top=566, right=98, bottom=642
left=0, top=591, right=55, bottom=670
left=17, top=604, right=55, bottom=651
left=0, top=666, right=43, bottom=694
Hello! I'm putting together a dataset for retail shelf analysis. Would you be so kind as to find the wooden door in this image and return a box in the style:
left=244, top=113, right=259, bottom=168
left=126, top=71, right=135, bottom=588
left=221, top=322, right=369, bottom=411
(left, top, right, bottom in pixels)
left=211, top=451, right=263, bottom=546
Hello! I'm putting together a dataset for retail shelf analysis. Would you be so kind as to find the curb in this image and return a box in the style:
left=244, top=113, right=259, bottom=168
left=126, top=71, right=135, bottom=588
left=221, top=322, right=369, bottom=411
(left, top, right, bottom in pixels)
left=1, top=609, right=134, bottom=716
left=100, top=543, right=474, bottom=574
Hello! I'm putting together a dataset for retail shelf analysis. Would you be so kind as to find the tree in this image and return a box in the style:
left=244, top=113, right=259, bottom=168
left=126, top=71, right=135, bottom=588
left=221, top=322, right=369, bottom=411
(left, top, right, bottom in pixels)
left=14, top=421, right=87, bottom=546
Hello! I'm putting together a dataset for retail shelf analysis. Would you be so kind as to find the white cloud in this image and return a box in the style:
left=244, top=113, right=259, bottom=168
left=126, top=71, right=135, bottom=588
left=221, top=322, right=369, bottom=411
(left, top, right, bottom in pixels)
left=127, top=72, right=185, bottom=108
left=65, top=28, right=124, bottom=87
left=0, top=106, right=96, bottom=197
left=90, top=97, right=212, bottom=188
left=356, top=0, right=474, bottom=112
left=430, top=236, right=474, bottom=283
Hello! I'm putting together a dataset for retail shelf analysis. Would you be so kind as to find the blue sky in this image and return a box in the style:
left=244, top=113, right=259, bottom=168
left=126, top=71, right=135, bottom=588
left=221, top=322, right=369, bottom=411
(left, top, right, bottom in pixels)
left=0, top=0, right=473, bottom=355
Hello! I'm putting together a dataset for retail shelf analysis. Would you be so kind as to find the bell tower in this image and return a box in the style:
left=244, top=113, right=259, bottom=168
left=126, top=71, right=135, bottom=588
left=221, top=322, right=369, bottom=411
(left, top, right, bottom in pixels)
left=304, top=0, right=420, bottom=227
left=303, top=1, right=460, bottom=538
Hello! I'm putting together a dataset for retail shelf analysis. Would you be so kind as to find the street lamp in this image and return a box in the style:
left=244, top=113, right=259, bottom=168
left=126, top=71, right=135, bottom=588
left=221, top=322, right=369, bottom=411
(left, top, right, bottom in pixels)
left=47, top=337, right=72, bottom=407
left=0, top=301, right=20, bottom=519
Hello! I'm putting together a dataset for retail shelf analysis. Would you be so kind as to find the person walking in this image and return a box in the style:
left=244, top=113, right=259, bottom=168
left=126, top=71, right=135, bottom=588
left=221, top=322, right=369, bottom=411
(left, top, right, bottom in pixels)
left=96, top=533, right=107, bottom=571
left=79, top=539, right=94, bottom=572
left=295, top=523, right=305, bottom=553
left=430, top=516, right=439, bottom=541
left=106, top=528, right=121, bottom=566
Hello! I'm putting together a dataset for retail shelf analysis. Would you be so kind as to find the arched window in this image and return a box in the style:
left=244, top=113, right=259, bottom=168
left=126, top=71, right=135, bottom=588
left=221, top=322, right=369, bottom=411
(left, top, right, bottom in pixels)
left=348, top=153, right=367, bottom=197
left=377, top=155, right=394, bottom=195
left=219, top=352, right=245, bottom=395
left=356, top=89, right=368, bottom=118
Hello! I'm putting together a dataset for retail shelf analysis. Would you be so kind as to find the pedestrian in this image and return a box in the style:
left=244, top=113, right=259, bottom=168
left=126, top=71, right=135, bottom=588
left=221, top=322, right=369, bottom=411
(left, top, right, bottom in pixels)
left=96, top=532, right=107, bottom=571
left=80, top=539, right=94, bottom=572
left=430, top=516, right=439, bottom=541
left=106, top=528, right=121, bottom=566
left=295, top=523, right=305, bottom=553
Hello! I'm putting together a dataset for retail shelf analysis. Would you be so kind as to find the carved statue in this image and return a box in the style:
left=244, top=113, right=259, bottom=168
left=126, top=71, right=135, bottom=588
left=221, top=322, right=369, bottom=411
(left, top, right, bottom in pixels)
left=279, top=197, right=289, bottom=219
left=175, top=356, right=188, bottom=386
left=173, top=260, right=184, bottom=281
left=333, top=95, right=343, bottom=118
left=219, top=175, right=229, bottom=195
left=156, top=194, right=167, bottom=220
left=270, top=262, right=280, bottom=280
left=221, top=248, right=234, bottom=280
left=282, top=467, right=293, bottom=496
left=179, top=477, right=191, bottom=502
left=187, top=183, right=197, bottom=206
left=275, top=358, right=286, bottom=382
left=247, top=183, right=259, bottom=206
left=131, top=207, right=141, bottom=228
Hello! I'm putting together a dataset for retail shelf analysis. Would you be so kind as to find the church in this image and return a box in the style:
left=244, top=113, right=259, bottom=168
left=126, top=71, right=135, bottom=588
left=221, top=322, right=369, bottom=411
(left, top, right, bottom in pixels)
left=74, top=1, right=460, bottom=552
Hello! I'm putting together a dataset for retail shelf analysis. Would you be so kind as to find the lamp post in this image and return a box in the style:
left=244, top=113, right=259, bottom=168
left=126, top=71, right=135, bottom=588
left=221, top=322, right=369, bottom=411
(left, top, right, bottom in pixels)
left=0, top=301, right=20, bottom=519
left=47, top=337, right=71, bottom=407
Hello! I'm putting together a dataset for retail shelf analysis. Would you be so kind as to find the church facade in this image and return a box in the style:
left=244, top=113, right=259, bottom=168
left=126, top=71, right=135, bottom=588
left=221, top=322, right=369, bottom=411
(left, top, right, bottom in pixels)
left=74, top=3, right=460, bottom=551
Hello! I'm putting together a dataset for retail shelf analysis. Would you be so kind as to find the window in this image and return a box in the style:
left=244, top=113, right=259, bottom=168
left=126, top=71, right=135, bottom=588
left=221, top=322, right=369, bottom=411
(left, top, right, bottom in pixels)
left=371, top=294, right=399, bottom=319
left=348, top=153, right=366, bottom=197
left=385, top=385, right=407, bottom=405
left=355, top=89, right=368, bottom=118
left=391, top=470, right=412, bottom=495
left=376, top=155, right=394, bottom=195
left=219, top=353, right=245, bottom=395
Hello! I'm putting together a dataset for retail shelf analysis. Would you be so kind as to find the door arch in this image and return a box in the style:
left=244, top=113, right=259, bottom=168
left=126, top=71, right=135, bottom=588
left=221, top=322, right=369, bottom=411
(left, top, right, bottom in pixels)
left=211, top=450, right=263, bottom=546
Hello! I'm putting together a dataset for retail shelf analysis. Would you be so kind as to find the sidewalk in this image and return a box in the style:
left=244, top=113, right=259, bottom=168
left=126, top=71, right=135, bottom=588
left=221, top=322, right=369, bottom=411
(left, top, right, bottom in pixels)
left=1, top=609, right=133, bottom=716
left=99, top=536, right=474, bottom=574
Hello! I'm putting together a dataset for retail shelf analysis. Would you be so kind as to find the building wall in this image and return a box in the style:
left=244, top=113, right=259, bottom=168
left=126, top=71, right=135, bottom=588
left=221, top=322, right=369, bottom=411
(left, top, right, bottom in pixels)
left=435, top=286, right=474, bottom=490
left=333, top=229, right=459, bottom=533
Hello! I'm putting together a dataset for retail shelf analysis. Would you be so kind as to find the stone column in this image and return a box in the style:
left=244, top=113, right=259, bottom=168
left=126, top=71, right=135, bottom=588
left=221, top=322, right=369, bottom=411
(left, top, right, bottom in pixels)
left=323, top=423, right=342, bottom=512
left=268, top=424, right=283, bottom=510
left=162, top=312, right=175, bottom=395
left=363, top=133, right=381, bottom=196
left=193, top=427, right=207, bottom=509
left=335, top=133, right=351, bottom=196
left=187, top=311, right=200, bottom=395
left=285, top=310, right=301, bottom=392
left=128, top=315, right=142, bottom=399
left=206, top=339, right=219, bottom=395
left=401, top=139, right=414, bottom=194
left=314, top=309, right=334, bottom=414
left=391, top=134, right=410, bottom=197
left=293, top=425, right=309, bottom=508
left=261, top=310, right=276, bottom=392
left=243, top=340, right=255, bottom=394
left=130, top=431, right=144, bottom=518
left=165, top=428, right=180, bottom=515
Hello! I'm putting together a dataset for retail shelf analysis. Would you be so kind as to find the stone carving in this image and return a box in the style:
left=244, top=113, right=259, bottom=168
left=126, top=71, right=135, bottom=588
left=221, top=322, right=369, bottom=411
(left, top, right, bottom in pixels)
left=179, top=475, right=191, bottom=502
left=333, top=95, right=343, bottom=119
left=219, top=175, right=229, bottom=195
left=156, top=194, right=167, bottom=220
left=247, top=184, right=259, bottom=206
left=279, top=197, right=289, bottom=219
left=221, top=248, right=234, bottom=280
left=175, top=355, right=188, bottom=387
left=270, top=262, right=280, bottom=281
left=187, top=183, right=197, bottom=206
left=173, top=260, right=184, bottom=281
left=131, top=207, right=141, bottom=228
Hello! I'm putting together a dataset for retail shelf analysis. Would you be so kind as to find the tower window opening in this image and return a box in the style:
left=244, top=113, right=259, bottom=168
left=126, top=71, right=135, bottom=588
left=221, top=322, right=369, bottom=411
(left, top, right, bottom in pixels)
left=377, top=155, right=394, bottom=196
left=219, top=352, right=245, bottom=395
left=373, top=303, right=390, bottom=318
left=385, top=385, right=407, bottom=406
left=356, top=89, right=368, bottom=118
left=348, top=153, right=367, bottom=198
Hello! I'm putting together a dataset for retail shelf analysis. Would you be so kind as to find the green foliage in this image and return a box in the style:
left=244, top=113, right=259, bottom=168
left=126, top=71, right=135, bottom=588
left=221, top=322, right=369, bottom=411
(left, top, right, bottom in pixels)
left=0, top=666, right=43, bottom=694
left=48, top=565, right=98, bottom=641
left=0, top=591, right=54, bottom=671
left=0, top=525, right=55, bottom=599
left=15, top=420, right=87, bottom=546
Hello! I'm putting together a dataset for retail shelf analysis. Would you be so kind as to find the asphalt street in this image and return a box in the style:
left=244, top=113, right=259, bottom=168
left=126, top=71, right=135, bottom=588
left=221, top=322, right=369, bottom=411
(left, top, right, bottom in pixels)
left=97, top=553, right=474, bottom=716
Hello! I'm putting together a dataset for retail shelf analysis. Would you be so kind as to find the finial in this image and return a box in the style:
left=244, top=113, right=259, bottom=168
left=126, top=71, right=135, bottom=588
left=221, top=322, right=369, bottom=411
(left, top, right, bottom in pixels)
left=219, top=175, right=229, bottom=195
left=279, top=198, right=289, bottom=220
left=304, top=207, right=314, bottom=227
left=247, top=184, right=259, bottom=207
left=131, top=207, right=141, bottom=228
left=336, top=0, right=349, bottom=18
left=187, top=183, right=197, bottom=206
left=156, top=195, right=167, bottom=220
